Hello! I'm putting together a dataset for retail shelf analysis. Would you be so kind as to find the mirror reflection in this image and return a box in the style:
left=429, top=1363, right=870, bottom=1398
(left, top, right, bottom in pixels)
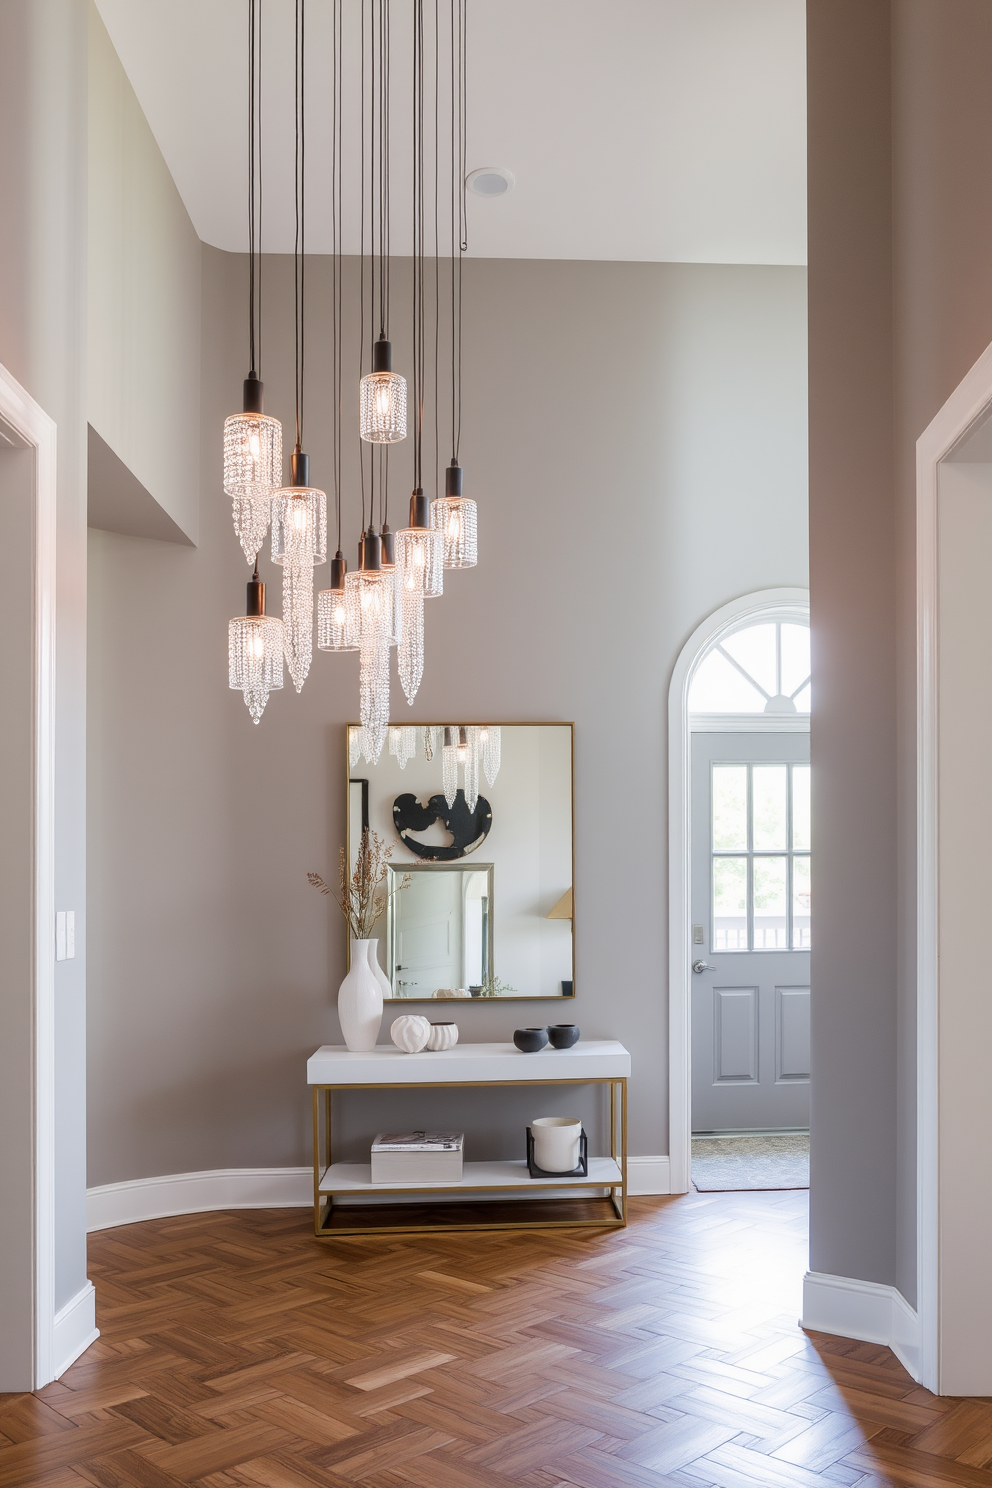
left=348, top=723, right=574, bottom=999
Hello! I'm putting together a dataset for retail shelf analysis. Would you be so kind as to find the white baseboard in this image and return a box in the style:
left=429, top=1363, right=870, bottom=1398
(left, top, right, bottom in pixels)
left=627, top=1155, right=671, bottom=1195
left=87, top=1157, right=673, bottom=1231
left=52, top=1282, right=99, bottom=1378
left=86, top=1167, right=313, bottom=1231
left=802, top=1270, right=921, bottom=1381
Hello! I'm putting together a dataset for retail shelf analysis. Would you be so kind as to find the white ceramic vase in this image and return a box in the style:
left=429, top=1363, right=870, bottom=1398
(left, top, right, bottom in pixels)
left=338, top=938, right=384, bottom=1052
left=391, top=1015, right=432, bottom=1053
left=366, top=939, right=392, bottom=1003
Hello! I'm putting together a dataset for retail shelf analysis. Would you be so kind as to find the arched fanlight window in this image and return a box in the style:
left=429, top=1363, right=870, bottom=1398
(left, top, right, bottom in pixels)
left=689, top=617, right=810, bottom=715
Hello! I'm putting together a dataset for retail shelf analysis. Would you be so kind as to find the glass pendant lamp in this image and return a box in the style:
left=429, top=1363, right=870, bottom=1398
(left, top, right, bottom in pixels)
left=317, top=552, right=357, bottom=651
left=228, top=565, right=284, bottom=723
left=464, top=726, right=480, bottom=813
left=360, top=335, right=408, bottom=443
left=271, top=450, right=327, bottom=692
left=432, top=459, right=478, bottom=568
left=389, top=725, right=418, bottom=768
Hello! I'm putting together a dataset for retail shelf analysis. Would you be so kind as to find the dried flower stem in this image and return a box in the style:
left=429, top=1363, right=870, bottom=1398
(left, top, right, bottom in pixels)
left=309, top=829, right=409, bottom=940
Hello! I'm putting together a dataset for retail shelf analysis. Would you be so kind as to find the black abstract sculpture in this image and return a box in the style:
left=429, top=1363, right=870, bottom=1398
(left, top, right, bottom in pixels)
left=392, top=789, right=492, bottom=860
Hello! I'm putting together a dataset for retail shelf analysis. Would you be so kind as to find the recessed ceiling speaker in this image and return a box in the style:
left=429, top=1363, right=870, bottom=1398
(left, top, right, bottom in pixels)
left=467, top=166, right=515, bottom=197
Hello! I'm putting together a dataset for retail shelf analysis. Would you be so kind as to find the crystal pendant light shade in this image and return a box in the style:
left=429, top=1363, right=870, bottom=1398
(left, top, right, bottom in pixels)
left=345, top=568, right=400, bottom=648
left=317, top=587, right=356, bottom=651
left=271, top=486, right=328, bottom=565
left=228, top=570, right=284, bottom=724
left=396, top=524, right=444, bottom=598
left=464, top=726, right=480, bottom=812
left=398, top=586, right=425, bottom=704
left=224, top=412, right=282, bottom=500
left=360, top=337, right=407, bottom=443
left=432, top=461, right=477, bottom=568
left=232, top=495, right=274, bottom=564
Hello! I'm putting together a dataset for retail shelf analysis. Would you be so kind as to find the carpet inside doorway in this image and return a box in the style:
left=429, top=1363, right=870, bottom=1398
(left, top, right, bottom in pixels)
left=691, top=1133, right=809, bottom=1191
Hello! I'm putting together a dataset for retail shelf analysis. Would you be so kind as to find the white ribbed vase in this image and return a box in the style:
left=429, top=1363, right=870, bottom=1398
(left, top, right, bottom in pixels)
left=338, top=939, right=384, bottom=1052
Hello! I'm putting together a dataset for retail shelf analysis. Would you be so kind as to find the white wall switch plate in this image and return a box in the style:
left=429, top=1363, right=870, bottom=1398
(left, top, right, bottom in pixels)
left=56, top=911, right=66, bottom=961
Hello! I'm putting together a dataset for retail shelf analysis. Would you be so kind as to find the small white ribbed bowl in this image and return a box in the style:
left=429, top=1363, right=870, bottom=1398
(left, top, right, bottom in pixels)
left=390, top=1015, right=432, bottom=1053
left=426, top=1021, right=459, bottom=1052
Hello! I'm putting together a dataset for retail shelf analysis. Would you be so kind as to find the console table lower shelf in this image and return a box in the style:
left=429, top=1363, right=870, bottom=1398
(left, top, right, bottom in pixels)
left=306, top=1040, right=631, bottom=1237
left=316, top=1157, right=625, bottom=1235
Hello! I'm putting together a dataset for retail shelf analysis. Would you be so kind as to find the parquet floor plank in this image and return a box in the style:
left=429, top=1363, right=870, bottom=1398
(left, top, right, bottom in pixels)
left=5, top=1192, right=992, bottom=1485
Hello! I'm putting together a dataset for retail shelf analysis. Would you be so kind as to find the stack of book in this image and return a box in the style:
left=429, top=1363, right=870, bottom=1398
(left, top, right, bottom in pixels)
left=370, top=1131, right=464, bottom=1184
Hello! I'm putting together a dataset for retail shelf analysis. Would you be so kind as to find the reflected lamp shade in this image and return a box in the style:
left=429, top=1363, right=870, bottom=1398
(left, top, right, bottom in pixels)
left=547, top=887, right=573, bottom=921
left=228, top=571, right=284, bottom=724
left=431, top=460, right=477, bottom=568
left=360, top=337, right=407, bottom=443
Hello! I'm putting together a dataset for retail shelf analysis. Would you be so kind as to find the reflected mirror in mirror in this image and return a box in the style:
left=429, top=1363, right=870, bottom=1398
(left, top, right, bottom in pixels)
left=389, top=864, right=493, bottom=998
left=347, top=723, right=573, bottom=999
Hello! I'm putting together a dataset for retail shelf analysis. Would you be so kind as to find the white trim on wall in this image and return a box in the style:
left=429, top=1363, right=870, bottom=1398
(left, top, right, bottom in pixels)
left=52, top=1283, right=98, bottom=1381
left=667, top=588, right=810, bottom=1195
left=915, top=336, right=992, bottom=1396
left=0, top=362, right=60, bottom=1389
left=802, top=1271, right=920, bottom=1382
left=87, top=1158, right=674, bottom=1230
left=87, top=1168, right=314, bottom=1231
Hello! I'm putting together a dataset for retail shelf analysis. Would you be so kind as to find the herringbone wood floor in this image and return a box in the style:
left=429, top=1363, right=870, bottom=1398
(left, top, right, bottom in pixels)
left=2, top=1191, right=990, bottom=1487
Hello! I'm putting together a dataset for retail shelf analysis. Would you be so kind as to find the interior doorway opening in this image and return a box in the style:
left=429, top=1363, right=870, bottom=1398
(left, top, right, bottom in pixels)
left=668, top=589, right=810, bottom=1195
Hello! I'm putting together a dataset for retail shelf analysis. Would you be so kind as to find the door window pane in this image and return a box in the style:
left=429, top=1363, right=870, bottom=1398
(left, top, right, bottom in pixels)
left=712, top=766, right=747, bottom=851
left=753, top=765, right=787, bottom=850
left=793, top=855, right=811, bottom=948
left=753, top=856, right=787, bottom=948
left=793, top=765, right=811, bottom=850
left=713, top=857, right=747, bottom=950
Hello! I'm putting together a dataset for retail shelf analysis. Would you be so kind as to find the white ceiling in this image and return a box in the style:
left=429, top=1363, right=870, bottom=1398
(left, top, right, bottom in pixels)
left=94, top=0, right=806, bottom=265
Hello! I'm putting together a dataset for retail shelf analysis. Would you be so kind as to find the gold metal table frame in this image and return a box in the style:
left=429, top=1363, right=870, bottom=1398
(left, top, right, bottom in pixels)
left=311, top=1076, right=628, bottom=1238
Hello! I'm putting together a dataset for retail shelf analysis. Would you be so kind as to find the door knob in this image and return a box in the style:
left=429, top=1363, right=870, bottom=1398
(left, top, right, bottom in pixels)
left=692, top=959, right=716, bottom=974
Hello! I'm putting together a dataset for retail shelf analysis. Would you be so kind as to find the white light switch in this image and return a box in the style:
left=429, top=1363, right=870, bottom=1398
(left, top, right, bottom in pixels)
left=56, top=911, right=75, bottom=961
left=692, top=924, right=704, bottom=946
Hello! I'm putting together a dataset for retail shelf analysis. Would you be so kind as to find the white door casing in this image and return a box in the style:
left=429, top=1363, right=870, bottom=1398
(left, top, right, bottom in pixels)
left=668, top=589, right=810, bottom=1194
left=917, top=338, right=992, bottom=1396
left=0, top=361, right=57, bottom=1388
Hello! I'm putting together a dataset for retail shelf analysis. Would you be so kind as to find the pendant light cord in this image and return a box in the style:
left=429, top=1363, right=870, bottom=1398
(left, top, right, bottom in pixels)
left=449, top=0, right=466, bottom=463
left=359, top=0, right=367, bottom=534
left=332, top=0, right=343, bottom=549
left=293, top=0, right=306, bottom=453
left=247, top=0, right=257, bottom=376
left=412, top=0, right=425, bottom=491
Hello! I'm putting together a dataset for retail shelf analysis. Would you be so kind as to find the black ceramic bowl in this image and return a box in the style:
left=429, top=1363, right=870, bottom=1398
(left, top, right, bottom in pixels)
left=548, top=1024, right=580, bottom=1049
left=514, top=1027, right=549, bottom=1053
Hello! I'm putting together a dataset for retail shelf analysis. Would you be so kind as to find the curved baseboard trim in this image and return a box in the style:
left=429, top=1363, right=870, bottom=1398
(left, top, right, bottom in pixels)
left=86, top=1167, right=313, bottom=1232
left=88, top=1156, right=673, bottom=1230
left=802, top=1270, right=921, bottom=1381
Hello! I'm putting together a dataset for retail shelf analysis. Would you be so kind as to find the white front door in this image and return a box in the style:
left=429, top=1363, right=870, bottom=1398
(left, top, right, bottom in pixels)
left=691, top=732, right=811, bottom=1132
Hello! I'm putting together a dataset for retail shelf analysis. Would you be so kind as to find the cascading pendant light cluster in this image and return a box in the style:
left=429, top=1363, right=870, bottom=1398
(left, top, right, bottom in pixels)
left=350, top=722, right=500, bottom=799
left=224, top=0, right=481, bottom=736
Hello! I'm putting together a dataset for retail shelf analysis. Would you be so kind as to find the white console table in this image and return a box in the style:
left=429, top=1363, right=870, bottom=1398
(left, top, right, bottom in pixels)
left=307, top=1040, right=630, bottom=1237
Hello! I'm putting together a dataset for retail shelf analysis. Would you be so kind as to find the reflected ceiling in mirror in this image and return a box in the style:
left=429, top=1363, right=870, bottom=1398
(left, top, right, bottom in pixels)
left=347, top=724, right=574, bottom=1000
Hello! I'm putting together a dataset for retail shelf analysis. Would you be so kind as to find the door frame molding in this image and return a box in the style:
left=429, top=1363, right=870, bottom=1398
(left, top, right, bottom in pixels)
left=916, top=337, right=992, bottom=1395
left=667, top=587, right=810, bottom=1194
left=0, top=360, right=58, bottom=1386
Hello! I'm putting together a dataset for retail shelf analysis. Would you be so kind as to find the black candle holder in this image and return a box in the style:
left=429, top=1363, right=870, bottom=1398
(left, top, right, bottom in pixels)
left=526, top=1127, right=588, bottom=1179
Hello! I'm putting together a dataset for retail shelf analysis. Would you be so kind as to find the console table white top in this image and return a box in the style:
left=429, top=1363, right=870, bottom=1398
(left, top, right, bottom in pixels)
left=307, top=1039, right=630, bottom=1085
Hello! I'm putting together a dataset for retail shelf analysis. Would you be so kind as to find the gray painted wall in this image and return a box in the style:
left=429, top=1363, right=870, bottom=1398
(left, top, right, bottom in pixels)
left=87, top=248, right=808, bottom=1184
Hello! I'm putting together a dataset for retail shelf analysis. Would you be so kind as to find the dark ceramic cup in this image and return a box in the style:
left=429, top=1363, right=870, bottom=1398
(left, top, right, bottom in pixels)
left=513, top=1027, right=549, bottom=1053
left=548, top=1024, right=580, bottom=1049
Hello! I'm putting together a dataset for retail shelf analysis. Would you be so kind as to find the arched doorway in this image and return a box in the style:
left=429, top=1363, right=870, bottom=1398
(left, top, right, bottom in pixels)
left=668, top=588, right=810, bottom=1193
